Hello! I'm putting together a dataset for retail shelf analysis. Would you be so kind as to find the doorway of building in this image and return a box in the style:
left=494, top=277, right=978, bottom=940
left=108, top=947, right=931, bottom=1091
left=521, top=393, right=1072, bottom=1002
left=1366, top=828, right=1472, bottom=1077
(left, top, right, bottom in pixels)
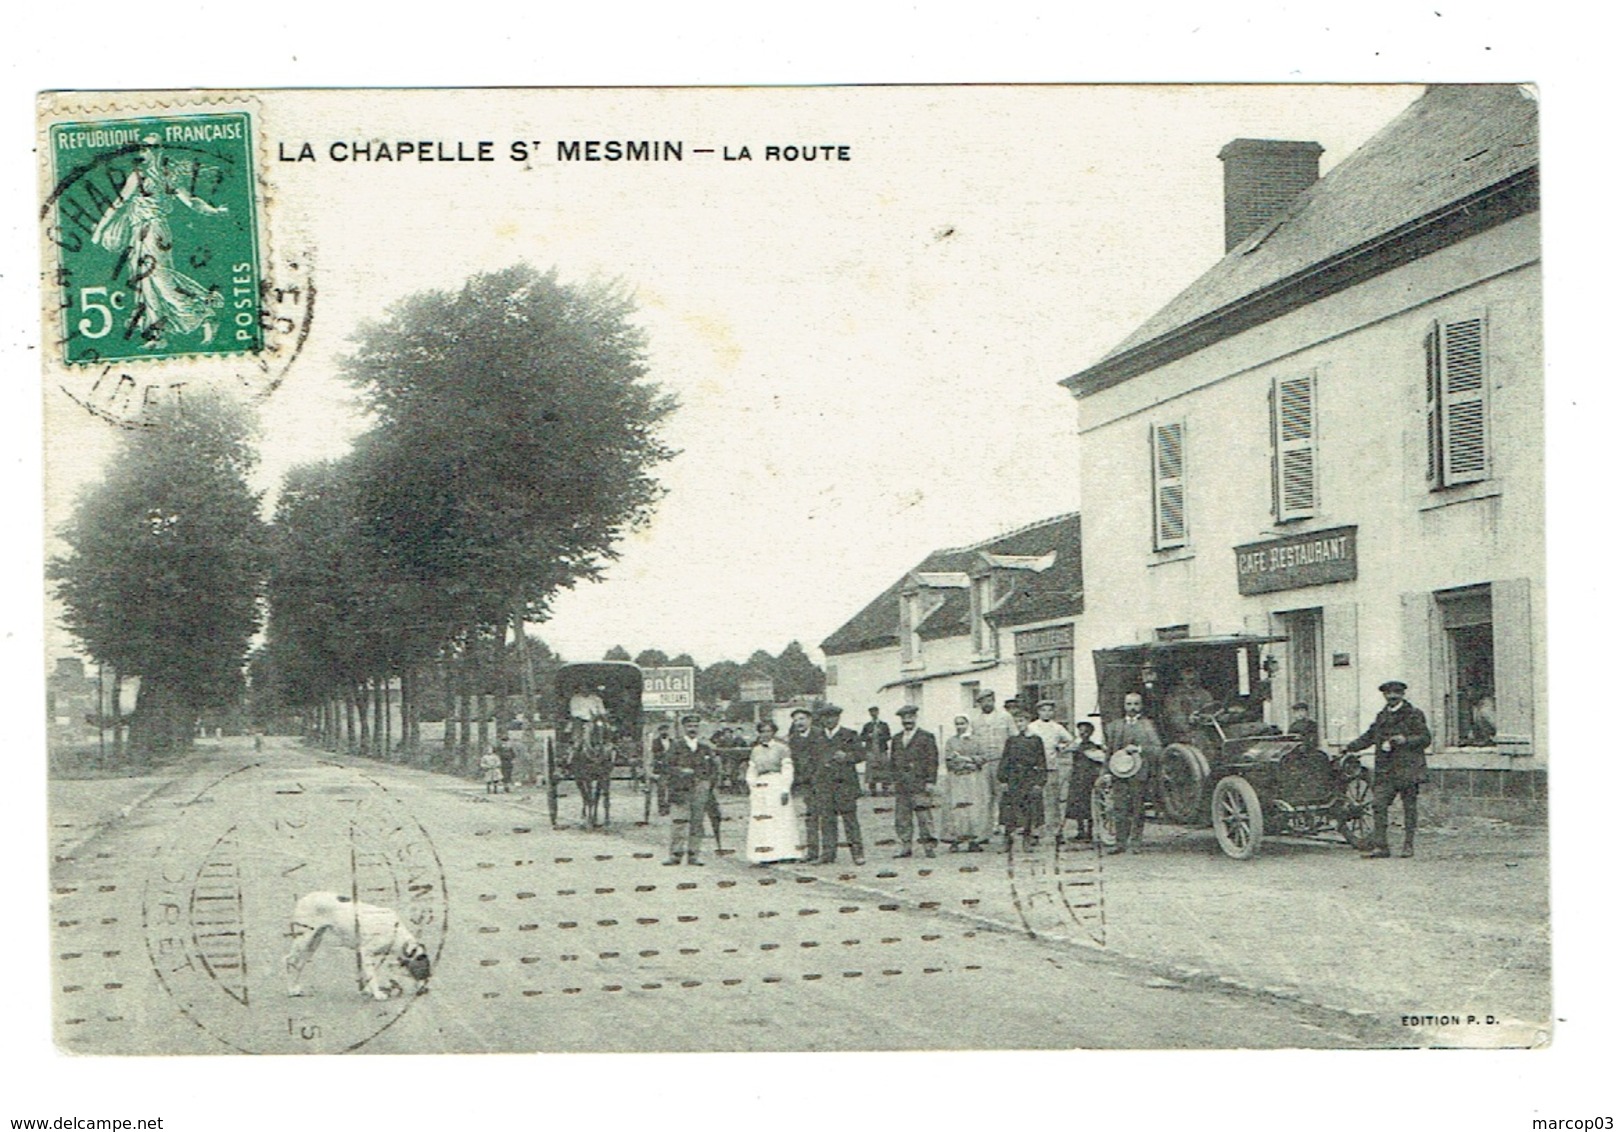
left=1275, top=607, right=1325, bottom=729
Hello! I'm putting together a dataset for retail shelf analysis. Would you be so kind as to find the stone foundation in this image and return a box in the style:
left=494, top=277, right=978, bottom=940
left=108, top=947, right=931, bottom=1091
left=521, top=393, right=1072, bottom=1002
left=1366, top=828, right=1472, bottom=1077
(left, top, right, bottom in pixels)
left=1421, top=766, right=1546, bottom=824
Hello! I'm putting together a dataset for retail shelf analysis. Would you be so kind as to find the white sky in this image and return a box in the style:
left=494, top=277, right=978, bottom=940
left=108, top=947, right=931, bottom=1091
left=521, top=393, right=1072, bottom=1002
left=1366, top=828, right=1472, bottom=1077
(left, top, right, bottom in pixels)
left=42, top=85, right=1421, bottom=666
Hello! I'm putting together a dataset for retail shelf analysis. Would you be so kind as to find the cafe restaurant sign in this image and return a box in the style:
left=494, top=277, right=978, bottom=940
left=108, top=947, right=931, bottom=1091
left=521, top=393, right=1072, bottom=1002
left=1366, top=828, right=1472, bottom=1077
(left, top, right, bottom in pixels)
left=1234, top=526, right=1357, bottom=595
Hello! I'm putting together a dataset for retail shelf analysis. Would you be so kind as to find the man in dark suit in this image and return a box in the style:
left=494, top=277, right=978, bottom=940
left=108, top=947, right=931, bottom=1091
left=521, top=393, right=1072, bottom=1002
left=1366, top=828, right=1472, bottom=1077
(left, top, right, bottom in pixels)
left=859, top=706, right=893, bottom=795
left=663, top=715, right=720, bottom=866
left=807, top=704, right=865, bottom=865
left=889, top=705, right=939, bottom=858
left=1102, top=692, right=1162, bottom=854
left=786, top=707, right=819, bottom=862
left=1345, top=680, right=1431, bottom=859
left=647, top=722, right=674, bottom=815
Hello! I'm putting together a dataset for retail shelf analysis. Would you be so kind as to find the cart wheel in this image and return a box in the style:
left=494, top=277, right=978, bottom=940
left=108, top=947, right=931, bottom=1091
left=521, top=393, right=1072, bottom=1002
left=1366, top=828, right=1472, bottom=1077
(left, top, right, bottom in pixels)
left=1091, top=774, right=1117, bottom=848
left=1211, top=775, right=1265, bottom=860
left=1337, top=771, right=1376, bottom=851
left=1158, top=742, right=1210, bottom=825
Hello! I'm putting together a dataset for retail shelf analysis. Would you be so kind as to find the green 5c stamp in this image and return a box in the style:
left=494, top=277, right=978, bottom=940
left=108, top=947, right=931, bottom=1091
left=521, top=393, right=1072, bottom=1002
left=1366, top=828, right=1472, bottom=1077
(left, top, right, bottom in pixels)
left=40, top=95, right=314, bottom=427
left=48, top=112, right=262, bottom=363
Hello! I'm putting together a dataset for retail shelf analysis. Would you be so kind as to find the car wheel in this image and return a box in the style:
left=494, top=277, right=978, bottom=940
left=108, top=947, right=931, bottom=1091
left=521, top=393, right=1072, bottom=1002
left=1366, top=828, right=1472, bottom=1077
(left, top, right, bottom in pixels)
left=1211, top=775, right=1265, bottom=860
left=1337, top=771, right=1376, bottom=851
left=1158, top=742, right=1210, bottom=825
left=1091, top=774, right=1117, bottom=848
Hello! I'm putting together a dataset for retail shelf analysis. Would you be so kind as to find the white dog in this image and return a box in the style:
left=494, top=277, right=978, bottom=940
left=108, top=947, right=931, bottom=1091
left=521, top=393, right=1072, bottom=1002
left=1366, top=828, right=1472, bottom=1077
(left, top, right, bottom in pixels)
left=285, top=892, right=432, bottom=1001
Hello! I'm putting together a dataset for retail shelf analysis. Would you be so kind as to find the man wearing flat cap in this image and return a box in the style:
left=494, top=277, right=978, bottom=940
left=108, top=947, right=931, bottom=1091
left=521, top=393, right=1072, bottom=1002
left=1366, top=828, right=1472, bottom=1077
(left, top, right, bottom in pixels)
left=860, top=705, right=893, bottom=797
left=806, top=705, right=865, bottom=865
left=968, top=690, right=1016, bottom=844
left=1344, top=680, right=1432, bottom=858
left=1027, top=699, right=1075, bottom=845
left=889, top=705, right=939, bottom=857
left=663, top=714, right=720, bottom=866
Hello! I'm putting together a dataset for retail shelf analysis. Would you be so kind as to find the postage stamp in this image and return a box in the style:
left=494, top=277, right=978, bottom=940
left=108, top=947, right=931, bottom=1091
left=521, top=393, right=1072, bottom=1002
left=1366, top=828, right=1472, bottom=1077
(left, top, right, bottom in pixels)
left=38, top=94, right=313, bottom=428
left=46, top=112, right=263, bottom=364
left=38, top=85, right=1549, bottom=1063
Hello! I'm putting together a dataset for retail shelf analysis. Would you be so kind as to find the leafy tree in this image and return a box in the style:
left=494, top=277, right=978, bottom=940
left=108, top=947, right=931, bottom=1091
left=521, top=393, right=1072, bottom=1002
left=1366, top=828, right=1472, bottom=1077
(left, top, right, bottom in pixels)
left=697, top=659, right=743, bottom=706
left=603, top=645, right=632, bottom=662
left=634, top=648, right=670, bottom=668
left=343, top=264, right=677, bottom=633
left=774, top=641, right=826, bottom=699
left=50, top=394, right=266, bottom=754
left=327, top=264, right=676, bottom=761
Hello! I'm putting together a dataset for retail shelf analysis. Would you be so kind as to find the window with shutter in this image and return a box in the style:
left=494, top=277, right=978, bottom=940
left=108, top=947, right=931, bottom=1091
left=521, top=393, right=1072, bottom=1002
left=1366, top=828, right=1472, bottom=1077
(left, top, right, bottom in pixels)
left=970, top=574, right=998, bottom=659
left=1426, top=313, right=1490, bottom=488
left=1151, top=420, right=1187, bottom=550
left=1442, top=315, right=1489, bottom=484
left=1271, top=373, right=1317, bottom=519
left=1424, top=324, right=1442, bottom=486
left=898, top=593, right=917, bottom=665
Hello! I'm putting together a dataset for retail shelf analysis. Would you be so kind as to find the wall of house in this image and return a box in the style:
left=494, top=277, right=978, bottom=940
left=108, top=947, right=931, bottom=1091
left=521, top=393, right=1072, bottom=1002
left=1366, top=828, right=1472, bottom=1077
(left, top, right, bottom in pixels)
left=824, top=644, right=904, bottom=718
left=1072, top=215, right=1544, bottom=816
left=826, top=624, right=1081, bottom=742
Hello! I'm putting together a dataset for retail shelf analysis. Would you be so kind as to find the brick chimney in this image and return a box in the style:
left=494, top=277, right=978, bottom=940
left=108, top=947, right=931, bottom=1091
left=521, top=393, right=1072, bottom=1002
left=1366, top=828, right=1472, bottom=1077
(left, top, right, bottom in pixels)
left=1218, top=138, right=1324, bottom=252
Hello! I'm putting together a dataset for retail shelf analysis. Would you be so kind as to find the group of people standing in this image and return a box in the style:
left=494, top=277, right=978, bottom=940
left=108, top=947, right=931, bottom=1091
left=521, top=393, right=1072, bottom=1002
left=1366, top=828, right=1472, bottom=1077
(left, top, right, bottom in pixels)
left=936, top=691, right=1106, bottom=852
left=647, top=674, right=1434, bottom=867
left=650, top=706, right=868, bottom=867
left=648, top=691, right=1116, bottom=868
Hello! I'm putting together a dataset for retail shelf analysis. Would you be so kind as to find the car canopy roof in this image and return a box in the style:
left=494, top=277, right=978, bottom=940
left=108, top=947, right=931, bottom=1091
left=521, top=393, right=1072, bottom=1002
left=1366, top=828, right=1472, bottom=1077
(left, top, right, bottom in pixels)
left=1093, top=634, right=1286, bottom=663
left=557, top=661, right=644, bottom=697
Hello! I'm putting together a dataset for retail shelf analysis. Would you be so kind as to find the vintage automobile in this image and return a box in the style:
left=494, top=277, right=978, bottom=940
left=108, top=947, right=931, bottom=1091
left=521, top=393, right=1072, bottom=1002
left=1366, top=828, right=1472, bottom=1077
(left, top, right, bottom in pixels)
left=548, top=661, right=644, bottom=829
left=1088, top=635, right=1374, bottom=858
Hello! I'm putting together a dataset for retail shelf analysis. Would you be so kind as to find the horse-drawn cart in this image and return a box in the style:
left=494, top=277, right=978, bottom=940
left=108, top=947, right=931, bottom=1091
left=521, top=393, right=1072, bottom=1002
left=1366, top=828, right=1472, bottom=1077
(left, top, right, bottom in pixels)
left=548, top=662, right=644, bottom=829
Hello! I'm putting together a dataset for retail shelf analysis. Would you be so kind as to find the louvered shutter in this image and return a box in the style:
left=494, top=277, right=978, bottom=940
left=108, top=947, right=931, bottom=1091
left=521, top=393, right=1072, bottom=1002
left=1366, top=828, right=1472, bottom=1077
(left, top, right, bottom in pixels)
left=1152, top=420, right=1187, bottom=550
left=1441, top=314, right=1490, bottom=485
left=1272, top=373, right=1317, bottom=519
left=1424, top=324, right=1443, bottom=487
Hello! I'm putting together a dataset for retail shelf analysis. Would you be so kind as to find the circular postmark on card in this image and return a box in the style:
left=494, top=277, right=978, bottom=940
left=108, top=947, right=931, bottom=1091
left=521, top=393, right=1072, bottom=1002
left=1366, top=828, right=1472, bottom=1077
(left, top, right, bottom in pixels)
left=38, top=97, right=314, bottom=428
left=142, top=762, right=447, bottom=1054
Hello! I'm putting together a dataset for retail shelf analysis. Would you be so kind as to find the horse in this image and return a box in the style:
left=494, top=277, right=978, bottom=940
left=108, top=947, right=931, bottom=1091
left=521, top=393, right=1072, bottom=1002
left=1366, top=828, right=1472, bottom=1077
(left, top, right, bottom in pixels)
left=571, top=722, right=615, bottom=828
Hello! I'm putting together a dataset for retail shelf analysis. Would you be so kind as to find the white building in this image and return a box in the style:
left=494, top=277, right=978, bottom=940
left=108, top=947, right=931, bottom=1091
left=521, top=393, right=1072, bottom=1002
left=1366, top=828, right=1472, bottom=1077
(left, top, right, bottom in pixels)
left=1062, top=85, right=1543, bottom=817
left=821, top=513, right=1084, bottom=738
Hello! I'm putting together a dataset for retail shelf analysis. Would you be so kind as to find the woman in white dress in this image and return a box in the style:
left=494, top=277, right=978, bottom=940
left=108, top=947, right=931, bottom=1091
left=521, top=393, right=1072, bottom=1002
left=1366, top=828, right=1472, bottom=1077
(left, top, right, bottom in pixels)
left=746, top=719, right=800, bottom=865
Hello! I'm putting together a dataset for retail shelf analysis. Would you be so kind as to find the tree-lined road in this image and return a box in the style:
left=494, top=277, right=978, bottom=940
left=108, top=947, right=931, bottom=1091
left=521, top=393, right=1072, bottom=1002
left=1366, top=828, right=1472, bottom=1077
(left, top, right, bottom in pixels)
left=51, top=736, right=1372, bottom=1052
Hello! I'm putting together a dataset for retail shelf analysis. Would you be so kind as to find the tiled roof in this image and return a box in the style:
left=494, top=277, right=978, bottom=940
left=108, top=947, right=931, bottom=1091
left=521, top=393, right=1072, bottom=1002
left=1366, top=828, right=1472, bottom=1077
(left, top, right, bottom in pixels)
left=820, top=513, right=1082, bottom=656
left=917, top=590, right=970, bottom=641
left=1066, top=84, right=1539, bottom=394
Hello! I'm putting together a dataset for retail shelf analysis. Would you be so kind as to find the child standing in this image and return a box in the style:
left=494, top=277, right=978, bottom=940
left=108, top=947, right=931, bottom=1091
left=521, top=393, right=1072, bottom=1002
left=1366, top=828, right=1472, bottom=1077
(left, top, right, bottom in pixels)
left=480, top=748, right=503, bottom=794
left=997, top=706, right=1048, bottom=851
